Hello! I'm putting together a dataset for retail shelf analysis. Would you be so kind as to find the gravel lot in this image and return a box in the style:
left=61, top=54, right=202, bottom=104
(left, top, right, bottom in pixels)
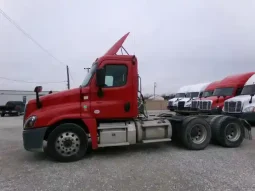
left=0, top=113, right=255, bottom=191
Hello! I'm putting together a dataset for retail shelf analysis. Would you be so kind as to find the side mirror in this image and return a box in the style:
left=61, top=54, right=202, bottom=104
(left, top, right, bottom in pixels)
left=251, top=94, right=254, bottom=97
left=34, top=86, right=42, bottom=93
left=96, top=68, right=105, bottom=87
left=199, top=93, right=202, bottom=98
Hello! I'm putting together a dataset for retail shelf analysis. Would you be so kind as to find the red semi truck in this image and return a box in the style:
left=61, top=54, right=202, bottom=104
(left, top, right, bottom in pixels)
left=192, top=72, right=255, bottom=114
left=190, top=81, right=220, bottom=112
left=22, top=33, right=252, bottom=162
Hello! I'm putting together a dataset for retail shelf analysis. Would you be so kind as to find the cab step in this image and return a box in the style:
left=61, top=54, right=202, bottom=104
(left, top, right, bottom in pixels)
left=98, top=142, right=130, bottom=147
left=142, top=138, right=171, bottom=144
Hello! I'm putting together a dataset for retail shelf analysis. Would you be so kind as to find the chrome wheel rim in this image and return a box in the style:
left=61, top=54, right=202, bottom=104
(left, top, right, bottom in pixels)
left=55, top=131, right=80, bottom=157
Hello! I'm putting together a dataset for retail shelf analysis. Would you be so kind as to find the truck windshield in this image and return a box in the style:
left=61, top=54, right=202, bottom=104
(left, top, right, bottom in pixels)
left=203, top=91, right=213, bottom=97
left=241, top=85, right=255, bottom=95
left=175, top=93, right=185, bottom=98
left=213, top=87, right=234, bottom=96
left=81, top=62, right=98, bottom=87
left=186, top=92, right=199, bottom=98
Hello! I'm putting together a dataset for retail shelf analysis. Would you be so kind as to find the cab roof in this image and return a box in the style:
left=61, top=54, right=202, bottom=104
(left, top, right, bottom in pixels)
left=216, top=72, right=255, bottom=88
left=244, top=73, right=255, bottom=86
left=177, top=82, right=211, bottom=93
left=204, top=81, right=221, bottom=91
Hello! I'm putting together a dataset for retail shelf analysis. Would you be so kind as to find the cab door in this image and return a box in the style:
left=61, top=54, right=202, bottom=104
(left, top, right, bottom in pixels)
left=90, top=59, right=134, bottom=119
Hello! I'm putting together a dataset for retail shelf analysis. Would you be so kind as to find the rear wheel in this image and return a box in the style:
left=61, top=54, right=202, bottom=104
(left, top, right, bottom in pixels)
left=47, top=123, right=88, bottom=162
left=181, top=117, right=211, bottom=150
left=211, top=116, right=244, bottom=147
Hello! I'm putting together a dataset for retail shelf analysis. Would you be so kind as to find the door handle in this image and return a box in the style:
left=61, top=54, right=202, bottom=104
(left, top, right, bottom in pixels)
left=124, top=102, right=130, bottom=112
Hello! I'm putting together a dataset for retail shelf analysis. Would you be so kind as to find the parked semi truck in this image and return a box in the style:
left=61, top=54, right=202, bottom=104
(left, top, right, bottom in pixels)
left=223, top=74, right=255, bottom=123
left=167, top=85, right=189, bottom=111
left=191, top=72, right=255, bottom=115
left=190, top=81, right=221, bottom=112
left=22, top=33, right=252, bottom=162
left=175, top=82, right=210, bottom=114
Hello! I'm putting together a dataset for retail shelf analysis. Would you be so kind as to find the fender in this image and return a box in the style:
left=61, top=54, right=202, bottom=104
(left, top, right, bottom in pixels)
left=82, top=118, right=98, bottom=149
left=239, top=118, right=252, bottom=140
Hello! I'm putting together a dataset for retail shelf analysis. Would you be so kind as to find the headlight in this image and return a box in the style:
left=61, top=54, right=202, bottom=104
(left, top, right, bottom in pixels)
left=243, top=106, right=255, bottom=113
left=186, top=103, right=191, bottom=107
left=23, top=116, right=37, bottom=129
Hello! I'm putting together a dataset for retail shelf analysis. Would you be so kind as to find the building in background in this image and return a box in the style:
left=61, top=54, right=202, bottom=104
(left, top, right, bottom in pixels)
left=0, top=90, right=59, bottom=105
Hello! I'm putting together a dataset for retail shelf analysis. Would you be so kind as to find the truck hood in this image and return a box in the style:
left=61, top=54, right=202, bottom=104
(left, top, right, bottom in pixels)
left=199, top=96, right=231, bottom=103
left=168, top=97, right=185, bottom=102
left=225, top=95, right=250, bottom=102
left=25, top=87, right=87, bottom=119
left=225, top=95, right=255, bottom=111
left=28, top=87, right=82, bottom=106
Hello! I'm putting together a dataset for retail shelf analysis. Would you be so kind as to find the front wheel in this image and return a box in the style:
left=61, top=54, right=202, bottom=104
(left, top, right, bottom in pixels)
left=47, top=123, right=88, bottom=162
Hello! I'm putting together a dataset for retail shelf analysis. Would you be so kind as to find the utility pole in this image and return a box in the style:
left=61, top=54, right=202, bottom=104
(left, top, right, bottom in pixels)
left=66, top=65, right=70, bottom=89
left=84, top=67, right=90, bottom=73
left=154, top=82, right=157, bottom=99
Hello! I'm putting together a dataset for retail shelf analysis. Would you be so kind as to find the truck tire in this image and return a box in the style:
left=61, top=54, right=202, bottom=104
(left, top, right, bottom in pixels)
left=47, top=123, right=88, bottom=162
left=205, top=115, right=224, bottom=143
left=1, top=113, right=5, bottom=117
left=211, top=116, right=245, bottom=148
left=181, top=117, right=211, bottom=150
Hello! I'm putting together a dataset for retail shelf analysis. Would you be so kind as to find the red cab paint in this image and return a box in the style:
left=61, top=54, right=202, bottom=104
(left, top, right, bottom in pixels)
left=24, top=33, right=138, bottom=149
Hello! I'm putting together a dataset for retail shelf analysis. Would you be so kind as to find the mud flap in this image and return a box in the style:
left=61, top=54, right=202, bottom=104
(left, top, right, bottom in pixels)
left=239, top=118, right=252, bottom=140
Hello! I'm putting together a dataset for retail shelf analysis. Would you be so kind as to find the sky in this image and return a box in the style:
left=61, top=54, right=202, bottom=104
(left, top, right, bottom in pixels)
left=0, top=0, right=255, bottom=94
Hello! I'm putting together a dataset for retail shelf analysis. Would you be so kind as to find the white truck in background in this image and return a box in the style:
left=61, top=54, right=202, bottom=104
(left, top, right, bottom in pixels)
left=223, top=74, right=255, bottom=123
left=167, top=85, right=190, bottom=111
left=175, top=82, right=211, bottom=114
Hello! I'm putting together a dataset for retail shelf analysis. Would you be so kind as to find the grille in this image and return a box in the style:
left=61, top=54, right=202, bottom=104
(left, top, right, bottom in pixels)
left=178, top=101, right=185, bottom=109
left=224, top=101, right=242, bottom=113
left=191, top=101, right=199, bottom=108
left=198, top=100, right=212, bottom=110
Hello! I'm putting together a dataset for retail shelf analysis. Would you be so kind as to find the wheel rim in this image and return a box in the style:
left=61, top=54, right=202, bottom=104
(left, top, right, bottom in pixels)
left=190, top=124, right=207, bottom=144
left=225, top=123, right=241, bottom=142
left=55, top=131, right=80, bottom=157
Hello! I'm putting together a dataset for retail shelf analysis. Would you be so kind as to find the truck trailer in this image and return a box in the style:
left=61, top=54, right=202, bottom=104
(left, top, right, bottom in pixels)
left=223, top=73, right=255, bottom=123
left=22, top=33, right=252, bottom=162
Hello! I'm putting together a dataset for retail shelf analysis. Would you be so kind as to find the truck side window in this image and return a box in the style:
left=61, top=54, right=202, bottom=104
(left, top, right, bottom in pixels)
left=104, top=64, right=128, bottom=87
left=236, top=87, right=243, bottom=96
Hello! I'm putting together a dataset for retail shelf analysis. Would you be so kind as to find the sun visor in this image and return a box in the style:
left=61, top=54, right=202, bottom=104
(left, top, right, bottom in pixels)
left=104, top=32, right=130, bottom=55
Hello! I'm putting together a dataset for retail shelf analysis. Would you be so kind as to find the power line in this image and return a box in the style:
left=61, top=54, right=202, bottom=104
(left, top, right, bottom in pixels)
left=0, top=76, right=66, bottom=84
left=0, top=8, right=65, bottom=67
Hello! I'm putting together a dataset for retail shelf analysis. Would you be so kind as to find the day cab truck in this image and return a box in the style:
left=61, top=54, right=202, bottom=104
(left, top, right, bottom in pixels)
left=175, top=82, right=210, bottom=114
left=167, top=85, right=189, bottom=111
left=22, top=33, right=252, bottom=162
left=223, top=73, right=255, bottom=123
left=190, top=81, right=221, bottom=113
left=193, top=72, right=255, bottom=115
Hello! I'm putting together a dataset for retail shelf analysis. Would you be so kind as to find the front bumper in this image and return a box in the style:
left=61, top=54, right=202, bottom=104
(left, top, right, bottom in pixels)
left=222, top=112, right=255, bottom=123
left=167, top=105, right=177, bottom=111
left=23, top=127, right=48, bottom=152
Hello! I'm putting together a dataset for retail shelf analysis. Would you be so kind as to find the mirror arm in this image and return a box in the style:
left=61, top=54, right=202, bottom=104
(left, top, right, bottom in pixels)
left=97, top=87, right=104, bottom=98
